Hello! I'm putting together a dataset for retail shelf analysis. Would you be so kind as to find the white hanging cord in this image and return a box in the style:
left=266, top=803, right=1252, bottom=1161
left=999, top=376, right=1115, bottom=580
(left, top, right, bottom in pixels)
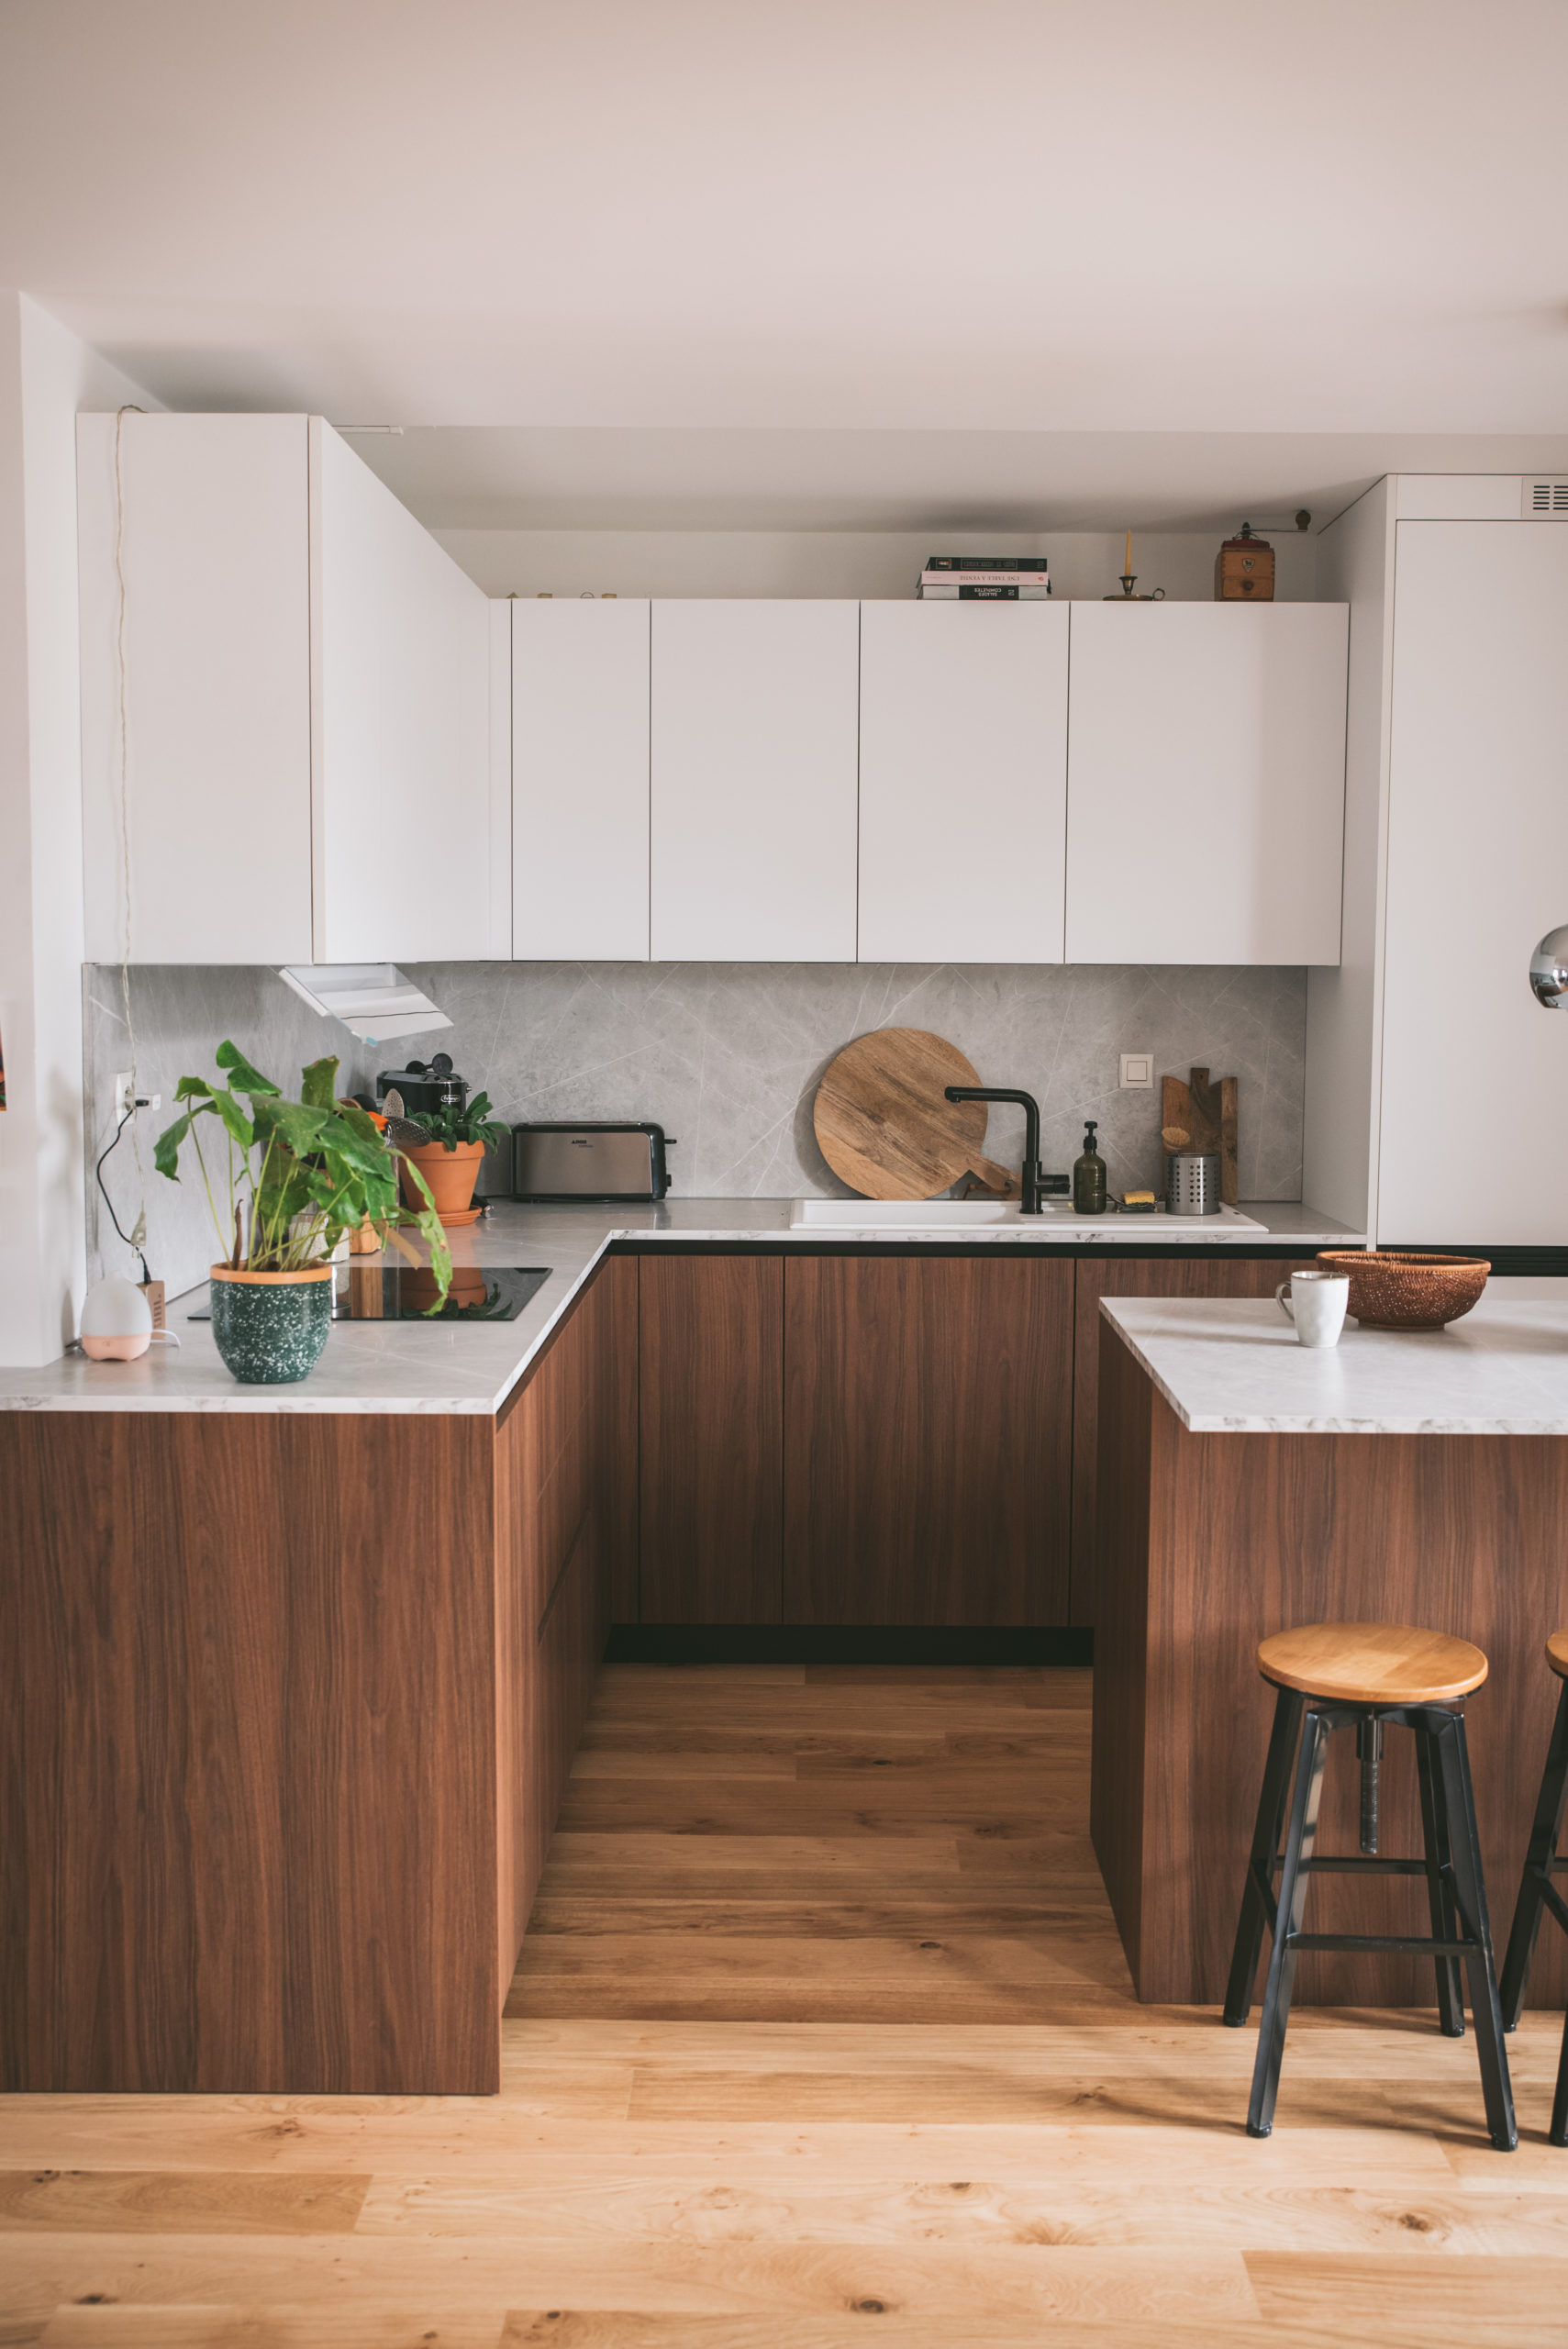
left=112, top=404, right=149, bottom=1260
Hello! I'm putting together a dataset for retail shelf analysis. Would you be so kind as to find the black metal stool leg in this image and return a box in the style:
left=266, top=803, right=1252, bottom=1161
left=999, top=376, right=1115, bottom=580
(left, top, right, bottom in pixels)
left=1224, top=1686, right=1304, bottom=2028
left=1499, top=1681, right=1568, bottom=2032
left=1247, top=1708, right=1328, bottom=2139
left=1432, top=1709, right=1517, bottom=2153
left=1415, top=1722, right=1465, bottom=2038
left=1551, top=2014, right=1568, bottom=2148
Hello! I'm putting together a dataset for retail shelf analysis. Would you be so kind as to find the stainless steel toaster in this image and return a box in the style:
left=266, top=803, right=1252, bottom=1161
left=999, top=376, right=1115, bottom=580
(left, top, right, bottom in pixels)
left=511, top=1122, right=675, bottom=1203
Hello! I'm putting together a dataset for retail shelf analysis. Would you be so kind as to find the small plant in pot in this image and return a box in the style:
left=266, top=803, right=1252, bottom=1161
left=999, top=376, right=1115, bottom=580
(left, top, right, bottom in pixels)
left=399, top=1091, right=511, bottom=1224
left=155, top=1041, right=452, bottom=1384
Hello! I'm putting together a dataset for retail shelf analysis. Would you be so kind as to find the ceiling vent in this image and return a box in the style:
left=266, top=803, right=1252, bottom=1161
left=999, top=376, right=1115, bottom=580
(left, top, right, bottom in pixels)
left=1522, top=478, right=1568, bottom=518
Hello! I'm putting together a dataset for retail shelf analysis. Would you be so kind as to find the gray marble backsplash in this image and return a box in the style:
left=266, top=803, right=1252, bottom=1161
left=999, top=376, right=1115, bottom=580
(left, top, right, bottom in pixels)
left=84, top=960, right=1307, bottom=1298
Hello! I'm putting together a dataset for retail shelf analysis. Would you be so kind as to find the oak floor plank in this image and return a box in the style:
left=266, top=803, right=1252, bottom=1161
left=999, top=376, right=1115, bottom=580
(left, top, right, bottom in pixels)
left=0, top=2171, right=367, bottom=2235
left=37, top=2311, right=505, bottom=2348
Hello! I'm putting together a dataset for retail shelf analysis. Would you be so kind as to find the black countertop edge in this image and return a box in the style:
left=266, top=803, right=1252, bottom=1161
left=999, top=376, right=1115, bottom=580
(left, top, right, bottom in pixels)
left=606, top=1237, right=1339, bottom=1262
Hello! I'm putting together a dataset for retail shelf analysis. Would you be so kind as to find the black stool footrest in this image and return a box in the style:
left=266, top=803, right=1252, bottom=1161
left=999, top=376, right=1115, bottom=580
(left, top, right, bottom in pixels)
left=1288, top=1932, right=1477, bottom=1957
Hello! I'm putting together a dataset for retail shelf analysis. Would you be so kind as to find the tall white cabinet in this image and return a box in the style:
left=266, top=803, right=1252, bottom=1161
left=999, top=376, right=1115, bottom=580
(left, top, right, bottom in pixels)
left=1379, top=521, right=1568, bottom=1241
left=78, top=412, right=501, bottom=965
left=650, top=601, right=860, bottom=961
left=512, top=597, right=651, bottom=959
left=858, top=601, right=1069, bottom=962
left=1064, top=603, right=1349, bottom=964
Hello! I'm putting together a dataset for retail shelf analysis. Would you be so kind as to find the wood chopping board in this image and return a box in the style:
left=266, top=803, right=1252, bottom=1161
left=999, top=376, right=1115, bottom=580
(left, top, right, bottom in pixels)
left=814, top=1028, right=1019, bottom=1200
left=1162, top=1065, right=1239, bottom=1207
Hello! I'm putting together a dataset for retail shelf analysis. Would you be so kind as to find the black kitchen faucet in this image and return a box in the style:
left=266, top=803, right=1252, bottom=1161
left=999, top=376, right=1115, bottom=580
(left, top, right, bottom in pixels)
left=943, top=1085, right=1048, bottom=1215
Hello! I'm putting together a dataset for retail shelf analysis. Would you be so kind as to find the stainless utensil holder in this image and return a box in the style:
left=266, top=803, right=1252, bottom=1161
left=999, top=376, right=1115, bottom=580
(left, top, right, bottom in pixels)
left=1167, top=1152, right=1221, bottom=1217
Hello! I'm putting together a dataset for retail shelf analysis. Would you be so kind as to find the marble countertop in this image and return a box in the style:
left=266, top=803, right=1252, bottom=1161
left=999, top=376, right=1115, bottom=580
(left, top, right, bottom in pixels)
left=1103, top=1291, right=1568, bottom=1435
left=1, top=1198, right=1364, bottom=1416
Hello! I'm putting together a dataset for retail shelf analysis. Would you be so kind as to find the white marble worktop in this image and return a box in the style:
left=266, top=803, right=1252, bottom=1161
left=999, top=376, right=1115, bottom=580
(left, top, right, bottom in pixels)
left=0, top=1198, right=1362, bottom=1416
left=1103, top=1291, right=1568, bottom=1436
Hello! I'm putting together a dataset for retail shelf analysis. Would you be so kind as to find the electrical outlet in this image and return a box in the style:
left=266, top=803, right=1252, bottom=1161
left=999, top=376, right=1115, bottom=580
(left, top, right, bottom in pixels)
left=1119, top=1052, right=1154, bottom=1091
left=113, top=1072, right=162, bottom=1120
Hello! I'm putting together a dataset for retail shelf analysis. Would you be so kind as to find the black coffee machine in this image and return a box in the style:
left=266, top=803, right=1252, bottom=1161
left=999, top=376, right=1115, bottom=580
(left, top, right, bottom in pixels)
left=374, top=1052, right=468, bottom=1120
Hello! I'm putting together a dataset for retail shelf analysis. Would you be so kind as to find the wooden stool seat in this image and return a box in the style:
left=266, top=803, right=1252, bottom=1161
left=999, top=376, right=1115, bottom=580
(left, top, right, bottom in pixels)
left=1545, top=1630, right=1568, bottom=1680
left=1257, top=1620, right=1488, bottom=1707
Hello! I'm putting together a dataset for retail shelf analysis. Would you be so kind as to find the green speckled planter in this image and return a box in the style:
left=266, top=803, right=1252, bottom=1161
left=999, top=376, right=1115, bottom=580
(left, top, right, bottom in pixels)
left=208, top=1264, right=334, bottom=1384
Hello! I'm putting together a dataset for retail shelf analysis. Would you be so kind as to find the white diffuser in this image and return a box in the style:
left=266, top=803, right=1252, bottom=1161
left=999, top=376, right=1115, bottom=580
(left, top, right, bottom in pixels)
left=79, top=1275, right=153, bottom=1361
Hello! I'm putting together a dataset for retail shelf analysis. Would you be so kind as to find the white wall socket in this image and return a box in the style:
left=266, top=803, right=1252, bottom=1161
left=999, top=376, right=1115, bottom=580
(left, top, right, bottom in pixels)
left=1118, top=1052, right=1154, bottom=1090
left=114, top=1072, right=162, bottom=1120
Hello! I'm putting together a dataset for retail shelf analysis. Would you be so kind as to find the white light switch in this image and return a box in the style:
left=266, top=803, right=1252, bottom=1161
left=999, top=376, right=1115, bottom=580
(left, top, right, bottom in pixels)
left=1119, top=1052, right=1154, bottom=1090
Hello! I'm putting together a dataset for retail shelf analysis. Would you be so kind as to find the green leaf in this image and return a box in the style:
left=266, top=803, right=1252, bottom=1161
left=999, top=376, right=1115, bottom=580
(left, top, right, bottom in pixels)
left=209, top=1086, right=255, bottom=1150
left=173, top=1074, right=215, bottom=1103
left=252, top=1097, right=330, bottom=1156
left=215, top=1040, right=282, bottom=1098
left=300, top=1055, right=340, bottom=1111
left=153, top=1110, right=192, bottom=1181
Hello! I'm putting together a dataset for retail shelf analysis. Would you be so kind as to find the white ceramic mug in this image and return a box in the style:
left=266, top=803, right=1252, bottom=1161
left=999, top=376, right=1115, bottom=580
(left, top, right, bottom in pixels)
left=1275, top=1269, right=1350, bottom=1349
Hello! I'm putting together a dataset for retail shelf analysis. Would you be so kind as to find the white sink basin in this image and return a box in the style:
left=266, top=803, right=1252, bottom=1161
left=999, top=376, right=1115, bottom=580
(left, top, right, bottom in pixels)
left=793, top=1197, right=1054, bottom=1228
left=790, top=1197, right=1266, bottom=1233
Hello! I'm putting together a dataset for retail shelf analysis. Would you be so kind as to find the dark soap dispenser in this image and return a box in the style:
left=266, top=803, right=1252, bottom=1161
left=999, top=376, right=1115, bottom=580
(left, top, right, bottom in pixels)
left=1073, top=1119, right=1107, bottom=1216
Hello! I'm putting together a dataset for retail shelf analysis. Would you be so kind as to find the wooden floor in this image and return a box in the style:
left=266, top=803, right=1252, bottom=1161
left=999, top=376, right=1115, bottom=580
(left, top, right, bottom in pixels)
left=5, top=1662, right=1568, bottom=2345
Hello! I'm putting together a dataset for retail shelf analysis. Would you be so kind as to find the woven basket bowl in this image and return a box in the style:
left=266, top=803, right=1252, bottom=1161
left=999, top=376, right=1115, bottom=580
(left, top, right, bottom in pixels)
left=1315, top=1250, right=1490, bottom=1331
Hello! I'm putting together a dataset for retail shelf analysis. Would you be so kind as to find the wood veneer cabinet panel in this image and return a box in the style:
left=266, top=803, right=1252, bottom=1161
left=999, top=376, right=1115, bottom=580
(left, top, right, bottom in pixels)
left=1091, top=1319, right=1568, bottom=2007
left=782, top=1256, right=1073, bottom=1625
left=1070, top=1255, right=1296, bottom=1627
left=0, top=1411, right=498, bottom=2094
left=638, top=1255, right=784, bottom=1622
left=495, top=1258, right=636, bottom=1987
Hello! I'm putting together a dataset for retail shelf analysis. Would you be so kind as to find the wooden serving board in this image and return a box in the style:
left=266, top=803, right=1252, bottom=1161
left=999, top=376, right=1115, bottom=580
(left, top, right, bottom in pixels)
left=1162, top=1065, right=1239, bottom=1206
left=814, top=1029, right=1018, bottom=1200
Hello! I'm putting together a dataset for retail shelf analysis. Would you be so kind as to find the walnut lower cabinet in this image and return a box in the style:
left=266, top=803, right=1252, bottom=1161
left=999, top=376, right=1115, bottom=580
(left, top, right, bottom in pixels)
left=783, top=1255, right=1075, bottom=1626
left=0, top=1257, right=636, bottom=2097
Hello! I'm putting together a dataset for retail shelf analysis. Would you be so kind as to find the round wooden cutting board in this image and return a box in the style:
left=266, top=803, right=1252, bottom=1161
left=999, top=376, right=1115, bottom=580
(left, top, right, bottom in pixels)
left=812, top=1027, right=1018, bottom=1200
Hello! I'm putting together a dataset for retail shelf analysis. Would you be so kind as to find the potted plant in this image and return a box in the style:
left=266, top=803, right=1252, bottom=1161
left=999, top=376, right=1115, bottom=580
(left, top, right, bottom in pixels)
left=155, top=1041, right=451, bottom=1384
left=399, top=1089, right=511, bottom=1224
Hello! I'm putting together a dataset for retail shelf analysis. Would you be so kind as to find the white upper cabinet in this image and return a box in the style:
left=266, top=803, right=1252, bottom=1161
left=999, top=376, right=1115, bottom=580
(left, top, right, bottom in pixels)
left=1377, top=522, right=1568, bottom=1243
left=859, top=601, right=1068, bottom=963
left=513, top=597, right=650, bottom=959
left=650, top=600, right=860, bottom=962
left=1063, top=603, right=1349, bottom=965
left=78, top=413, right=499, bottom=966
left=78, top=414, right=316, bottom=964
left=309, top=422, right=495, bottom=963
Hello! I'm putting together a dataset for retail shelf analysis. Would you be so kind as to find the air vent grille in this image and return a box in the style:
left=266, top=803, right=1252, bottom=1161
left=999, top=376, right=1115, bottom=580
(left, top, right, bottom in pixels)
left=1523, top=478, right=1568, bottom=518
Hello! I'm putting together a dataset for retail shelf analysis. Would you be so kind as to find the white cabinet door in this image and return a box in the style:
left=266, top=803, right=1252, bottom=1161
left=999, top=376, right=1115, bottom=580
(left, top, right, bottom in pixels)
left=650, top=601, right=860, bottom=961
left=513, top=598, right=650, bottom=959
left=1064, top=603, right=1348, bottom=964
left=859, top=601, right=1068, bottom=962
left=310, top=421, right=496, bottom=963
left=78, top=413, right=315, bottom=963
left=1378, top=522, right=1568, bottom=1244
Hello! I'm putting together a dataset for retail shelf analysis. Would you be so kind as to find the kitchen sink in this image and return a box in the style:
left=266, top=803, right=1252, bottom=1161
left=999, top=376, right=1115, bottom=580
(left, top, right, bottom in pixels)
left=793, top=1197, right=1059, bottom=1228
left=790, top=1197, right=1267, bottom=1231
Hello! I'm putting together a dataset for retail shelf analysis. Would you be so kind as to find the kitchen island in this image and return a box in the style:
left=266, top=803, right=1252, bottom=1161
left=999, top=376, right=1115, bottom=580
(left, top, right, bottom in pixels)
left=1092, top=1294, right=1568, bottom=2010
left=1, top=1200, right=1364, bottom=2097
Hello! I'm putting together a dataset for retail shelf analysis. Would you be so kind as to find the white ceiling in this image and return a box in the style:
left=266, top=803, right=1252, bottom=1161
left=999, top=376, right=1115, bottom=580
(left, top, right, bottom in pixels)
left=4, top=0, right=1568, bottom=529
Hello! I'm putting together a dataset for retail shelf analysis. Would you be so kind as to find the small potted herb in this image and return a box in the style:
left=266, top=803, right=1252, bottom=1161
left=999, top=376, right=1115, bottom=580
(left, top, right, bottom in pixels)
left=399, top=1090, right=511, bottom=1224
left=155, top=1041, right=451, bottom=1384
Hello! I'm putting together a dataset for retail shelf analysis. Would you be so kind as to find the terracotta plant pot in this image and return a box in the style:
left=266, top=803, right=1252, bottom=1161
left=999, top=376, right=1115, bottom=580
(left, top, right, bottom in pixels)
left=207, top=1263, right=335, bottom=1384
left=400, top=1139, right=487, bottom=1223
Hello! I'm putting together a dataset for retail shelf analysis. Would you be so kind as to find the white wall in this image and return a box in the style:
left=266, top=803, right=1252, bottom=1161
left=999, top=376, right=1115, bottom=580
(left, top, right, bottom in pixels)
left=1301, top=478, right=1394, bottom=1233
left=434, top=527, right=1320, bottom=605
left=0, top=293, right=158, bottom=1366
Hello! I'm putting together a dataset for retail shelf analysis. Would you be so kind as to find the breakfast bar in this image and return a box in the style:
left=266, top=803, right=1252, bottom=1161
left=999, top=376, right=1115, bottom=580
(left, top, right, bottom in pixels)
left=1092, top=1293, right=1568, bottom=2009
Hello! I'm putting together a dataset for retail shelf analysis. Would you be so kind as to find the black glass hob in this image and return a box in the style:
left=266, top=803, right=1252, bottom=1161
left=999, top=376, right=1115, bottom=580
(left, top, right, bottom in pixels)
left=190, top=1264, right=551, bottom=1324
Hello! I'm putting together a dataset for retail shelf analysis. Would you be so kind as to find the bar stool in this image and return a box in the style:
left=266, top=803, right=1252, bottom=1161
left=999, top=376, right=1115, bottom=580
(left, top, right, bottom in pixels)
left=1499, top=1631, right=1568, bottom=2144
left=1222, top=1620, right=1516, bottom=2152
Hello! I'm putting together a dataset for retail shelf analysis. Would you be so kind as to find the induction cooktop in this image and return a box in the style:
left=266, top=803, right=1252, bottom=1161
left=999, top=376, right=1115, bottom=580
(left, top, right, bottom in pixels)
left=190, top=1264, right=551, bottom=1324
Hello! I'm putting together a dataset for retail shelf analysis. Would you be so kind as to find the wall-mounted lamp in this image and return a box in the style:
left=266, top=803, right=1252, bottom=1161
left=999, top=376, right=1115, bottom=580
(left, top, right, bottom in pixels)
left=1529, top=929, right=1568, bottom=1008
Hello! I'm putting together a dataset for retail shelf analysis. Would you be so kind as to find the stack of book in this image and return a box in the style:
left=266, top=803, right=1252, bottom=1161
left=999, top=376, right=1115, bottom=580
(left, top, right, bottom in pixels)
left=917, top=555, right=1051, bottom=600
